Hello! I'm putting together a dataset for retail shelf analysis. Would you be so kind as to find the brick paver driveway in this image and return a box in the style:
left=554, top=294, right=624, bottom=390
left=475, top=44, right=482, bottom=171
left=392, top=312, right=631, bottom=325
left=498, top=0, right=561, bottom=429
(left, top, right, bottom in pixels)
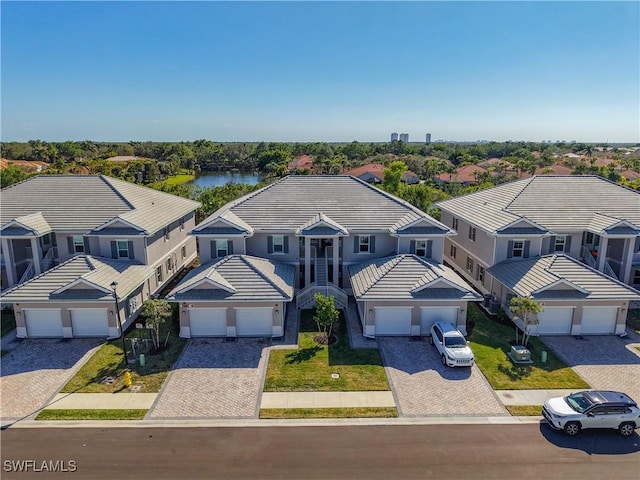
left=0, top=339, right=101, bottom=422
left=542, top=330, right=640, bottom=401
left=148, top=338, right=268, bottom=418
left=379, top=338, right=508, bottom=417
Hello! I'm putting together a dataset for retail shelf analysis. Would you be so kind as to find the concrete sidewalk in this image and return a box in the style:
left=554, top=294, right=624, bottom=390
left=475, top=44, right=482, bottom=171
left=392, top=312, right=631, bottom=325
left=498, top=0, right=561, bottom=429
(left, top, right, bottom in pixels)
left=495, top=389, right=580, bottom=406
left=43, top=393, right=157, bottom=410
left=261, top=391, right=395, bottom=409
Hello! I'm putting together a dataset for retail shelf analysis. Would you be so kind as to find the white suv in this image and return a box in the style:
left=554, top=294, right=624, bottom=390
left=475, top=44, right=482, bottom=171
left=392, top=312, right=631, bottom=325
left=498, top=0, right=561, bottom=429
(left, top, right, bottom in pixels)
left=429, top=321, right=474, bottom=367
left=543, top=390, right=640, bottom=436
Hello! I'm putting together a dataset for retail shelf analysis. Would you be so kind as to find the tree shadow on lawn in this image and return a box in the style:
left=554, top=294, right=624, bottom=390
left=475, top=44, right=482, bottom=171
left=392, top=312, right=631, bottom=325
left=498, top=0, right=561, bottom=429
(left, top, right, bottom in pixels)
left=498, top=363, right=533, bottom=381
left=285, top=345, right=322, bottom=364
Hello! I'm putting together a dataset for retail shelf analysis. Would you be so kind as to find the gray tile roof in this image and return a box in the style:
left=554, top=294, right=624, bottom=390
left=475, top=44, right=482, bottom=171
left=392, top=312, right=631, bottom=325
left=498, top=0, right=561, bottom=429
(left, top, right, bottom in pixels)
left=348, top=255, right=481, bottom=301
left=166, top=255, right=295, bottom=302
left=296, top=213, right=349, bottom=236
left=193, top=209, right=254, bottom=235
left=437, top=175, right=640, bottom=234
left=0, top=256, right=153, bottom=303
left=487, top=254, right=640, bottom=300
left=1, top=213, right=53, bottom=236
left=1, top=175, right=200, bottom=235
left=199, top=176, right=451, bottom=233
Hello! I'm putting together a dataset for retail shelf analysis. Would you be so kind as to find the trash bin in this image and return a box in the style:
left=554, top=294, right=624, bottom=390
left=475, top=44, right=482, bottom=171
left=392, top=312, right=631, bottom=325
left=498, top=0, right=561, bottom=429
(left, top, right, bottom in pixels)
left=139, top=354, right=146, bottom=367
left=541, top=351, right=547, bottom=363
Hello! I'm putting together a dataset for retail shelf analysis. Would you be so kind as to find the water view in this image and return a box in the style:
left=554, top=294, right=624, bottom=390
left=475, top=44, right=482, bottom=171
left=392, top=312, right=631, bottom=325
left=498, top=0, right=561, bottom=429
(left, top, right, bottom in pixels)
left=188, top=171, right=263, bottom=188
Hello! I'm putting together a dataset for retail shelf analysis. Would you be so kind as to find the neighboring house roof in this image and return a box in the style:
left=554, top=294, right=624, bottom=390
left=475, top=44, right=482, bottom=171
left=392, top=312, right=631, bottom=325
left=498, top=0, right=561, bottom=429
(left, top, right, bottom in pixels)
left=437, top=175, right=640, bottom=233
left=0, top=256, right=152, bottom=303
left=166, top=255, right=295, bottom=302
left=0, top=175, right=200, bottom=235
left=0, top=159, right=49, bottom=171
left=620, top=169, right=640, bottom=181
left=535, top=164, right=572, bottom=176
left=105, top=156, right=146, bottom=162
left=348, top=255, right=482, bottom=301
left=487, top=254, right=640, bottom=301
left=342, top=163, right=419, bottom=184
left=435, top=164, right=493, bottom=184
left=200, top=175, right=451, bottom=233
left=288, top=155, right=314, bottom=171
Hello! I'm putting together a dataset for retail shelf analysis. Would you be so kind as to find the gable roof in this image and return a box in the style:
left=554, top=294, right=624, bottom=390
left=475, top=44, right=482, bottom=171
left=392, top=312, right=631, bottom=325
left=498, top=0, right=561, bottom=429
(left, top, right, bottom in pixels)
left=198, top=175, right=448, bottom=233
left=296, top=212, right=349, bottom=236
left=348, top=255, right=481, bottom=301
left=487, top=254, right=640, bottom=300
left=192, top=209, right=255, bottom=236
left=437, top=175, right=640, bottom=233
left=0, top=213, right=52, bottom=237
left=0, top=175, right=200, bottom=235
left=166, top=255, right=295, bottom=302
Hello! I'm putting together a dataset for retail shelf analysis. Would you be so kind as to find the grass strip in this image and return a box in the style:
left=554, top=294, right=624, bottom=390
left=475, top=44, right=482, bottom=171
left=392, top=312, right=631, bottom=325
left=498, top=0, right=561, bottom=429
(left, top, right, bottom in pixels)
left=505, top=405, right=543, bottom=416
left=259, top=407, right=397, bottom=419
left=36, top=409, right=147, bottom=421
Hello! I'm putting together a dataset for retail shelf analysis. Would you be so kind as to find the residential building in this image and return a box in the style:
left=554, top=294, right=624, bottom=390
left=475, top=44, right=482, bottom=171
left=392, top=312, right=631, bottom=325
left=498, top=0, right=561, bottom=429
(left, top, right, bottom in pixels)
left=390, top=132, right=399, bottom=142
left=425, top=133, right=431, bottom=144
left=399, top=133, right=409, bottom=143
left=343, top=163, right=420, bottom=185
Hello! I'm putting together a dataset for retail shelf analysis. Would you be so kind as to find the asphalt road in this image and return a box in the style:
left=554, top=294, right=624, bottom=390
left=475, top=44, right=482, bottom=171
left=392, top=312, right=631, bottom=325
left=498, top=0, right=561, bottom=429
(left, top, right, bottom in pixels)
left=1, top=424, right=639, bottom=480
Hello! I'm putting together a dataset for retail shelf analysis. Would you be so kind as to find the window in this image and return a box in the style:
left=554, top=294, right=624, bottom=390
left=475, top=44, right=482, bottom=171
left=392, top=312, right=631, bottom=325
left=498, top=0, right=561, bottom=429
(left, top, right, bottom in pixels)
left=180, top=217, right=185, bottom=231
left=468, top=226, right=476, bottom=241
left=477, top=265, right=485, bottom=283
left=181, top=245, right=187, bottom=260
left=216, top=239, right=229, bottom=257
left=415, top=240, right=427, bottom=257
left=585, top=232, right=594, bottom=244
left=116, top=240, right=129, bottom=258
left=273, top=235, right=284, bottom=254
left=452, top=217, right=459, bottom=230
left=156, top=265, right=163, bottom=284
left=164, top=227, right=170, bottom=241
left=358, top=236, right=370, bottom=253
left=166, top=257, right=173, bottom=271
left=128, top=297, right=138, bottom=314
left=73, top=236, right=85, bottom=253
left=466, top=256, right=474, bottom=272
left=633, top=269, right=640, bottom=284
left=554, top=235, right=566, bottom=252
left=512, top=240, right=524, bottom=258
left=450, top=244, right=457, bottom=259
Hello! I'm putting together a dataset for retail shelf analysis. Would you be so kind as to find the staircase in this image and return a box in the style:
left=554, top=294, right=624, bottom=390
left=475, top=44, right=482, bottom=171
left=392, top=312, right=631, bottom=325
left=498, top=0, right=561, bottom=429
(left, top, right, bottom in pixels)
left=315, top=256, right=328, bottom=286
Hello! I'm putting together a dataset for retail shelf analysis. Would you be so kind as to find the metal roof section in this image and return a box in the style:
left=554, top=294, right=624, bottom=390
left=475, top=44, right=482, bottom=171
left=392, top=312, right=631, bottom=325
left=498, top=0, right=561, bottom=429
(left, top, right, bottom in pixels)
left=166, top=255, right=295, bottom=302
left=193, top=209, right=254, bottom=236
left=0, top=175, right=200, bottom=235
left=296, top=212, right=349, bottom=236
left=0, top=255, right=153, bottom=303
left=348, top=255, right=480, bottom=301
left=437, top=176, right=640, bottom=234
left=487, top=254, right=640, bottom=300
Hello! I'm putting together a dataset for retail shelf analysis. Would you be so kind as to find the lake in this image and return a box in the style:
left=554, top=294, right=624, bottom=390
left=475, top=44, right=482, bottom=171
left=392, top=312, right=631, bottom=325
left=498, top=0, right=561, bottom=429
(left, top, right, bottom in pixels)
left=188, top=171, right=263, bottom=188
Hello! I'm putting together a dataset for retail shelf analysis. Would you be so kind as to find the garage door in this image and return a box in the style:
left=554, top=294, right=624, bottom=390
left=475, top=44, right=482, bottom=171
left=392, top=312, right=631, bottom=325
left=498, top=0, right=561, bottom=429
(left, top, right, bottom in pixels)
left=375, top=307, right=412, bottom=336
left=536, top=307, right=573, bottom=335
left=235, top=307, right=273, bottom=337
left=71, top=309, right=109, bottom=337
left=581, top=306, right=617, bottom=335
left=189, top=308, right=227, bottom=337
left=420, top=307, right=458, bottom=334
left=24, top=309, right=63, bottom=337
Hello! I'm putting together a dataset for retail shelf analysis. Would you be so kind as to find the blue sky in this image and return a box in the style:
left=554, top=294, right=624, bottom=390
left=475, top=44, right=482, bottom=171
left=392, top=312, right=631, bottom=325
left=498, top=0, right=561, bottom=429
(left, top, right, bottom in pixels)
left=2, top=1, right=638, bottom=143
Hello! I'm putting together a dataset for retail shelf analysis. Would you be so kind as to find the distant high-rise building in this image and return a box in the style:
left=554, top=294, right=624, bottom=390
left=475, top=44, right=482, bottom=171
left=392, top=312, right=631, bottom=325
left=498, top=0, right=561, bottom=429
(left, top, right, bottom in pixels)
left=399, top=133, right=409, bottom=143
left=425, top=133, right=432, bottom=144
left=390, top=132, right=399, bottom=142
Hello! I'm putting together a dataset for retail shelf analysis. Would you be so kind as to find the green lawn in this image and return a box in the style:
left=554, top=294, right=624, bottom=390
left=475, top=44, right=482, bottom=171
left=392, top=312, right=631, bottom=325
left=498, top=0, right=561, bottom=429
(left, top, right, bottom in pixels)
left=153, top=171, right=195, bottom=187
left=264, top=310, right=389, bottom=392
left=627, top=308, right=640, bottom=335
left=505, top=405, right=543, bottom=416
left=260, top=407, right=397, bottom=419
left=1, top=310, right=16, bottom=337
left=36, top=409, right=147, bottom=421
left=62, top=321, right=186, bottom=394
left=467, top=304, right=589, bottom=390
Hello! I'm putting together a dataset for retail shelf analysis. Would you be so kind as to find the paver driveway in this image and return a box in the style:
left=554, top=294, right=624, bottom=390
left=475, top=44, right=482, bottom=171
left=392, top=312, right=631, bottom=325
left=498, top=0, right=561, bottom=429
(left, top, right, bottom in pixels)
left=379, top=338, right=508, bottom=417
left=0, top=339, right=101, bottom=421
left=542, top=330, right=640, bottom=401
left=148, top=338, right=268, bottom=418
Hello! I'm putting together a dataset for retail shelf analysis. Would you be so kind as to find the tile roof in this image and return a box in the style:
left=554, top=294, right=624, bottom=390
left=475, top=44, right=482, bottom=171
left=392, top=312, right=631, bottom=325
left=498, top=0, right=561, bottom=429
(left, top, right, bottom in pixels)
left=296, top=213, right=349, bottom=236
left=437, top=175, right=640, bottom=233
left=0, top=213, right=52, bottom=236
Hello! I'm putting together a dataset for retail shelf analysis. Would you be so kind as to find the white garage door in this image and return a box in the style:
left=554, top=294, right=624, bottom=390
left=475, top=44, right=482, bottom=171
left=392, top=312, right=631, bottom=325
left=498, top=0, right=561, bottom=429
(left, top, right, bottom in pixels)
left=581, top=306, right=617, bottom=335
left=536, top=307, right=573, bottom=335
left=24, top=309, right=63, bottom=337
left=375, top=307, right=412, bottom=336
left=235, top=307, right=273, bottom=337
left=420, top=307, right=458, bottom=334
left=70, top=309, right=109, bottom=337
left=189, top=308, right=227, bottom=337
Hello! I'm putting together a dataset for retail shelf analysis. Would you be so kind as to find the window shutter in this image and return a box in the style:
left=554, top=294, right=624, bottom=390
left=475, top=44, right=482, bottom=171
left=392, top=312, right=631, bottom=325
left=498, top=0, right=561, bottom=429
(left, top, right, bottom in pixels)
left=128, top=241, right=134, bottom=260
left=67, top=237, right=74, bottom=254
left=370, top=236, right=375, bottom=253
left=283, top=236, right=289, bottom=253
left=211, top=240, right=217, bottom=259
left=111, top=241, right=117, bottom=259
left=565, top=236, right=572, bottom=253
left=353, top=236, right=360, bottom=253
left=548, top=236, right=556, bottom=254
left=267, top=236, right=273, bottom=254
left=83, top=237, right=91, bottom=255
left=507, top=240, right=513, bottom=259
left=410, top=240, right=416, bottom=254
left=228, top=241, right=234, bottom=255
left=523, top=241, right=530, bottom=258
left=426, top=240, right=433, bottom=258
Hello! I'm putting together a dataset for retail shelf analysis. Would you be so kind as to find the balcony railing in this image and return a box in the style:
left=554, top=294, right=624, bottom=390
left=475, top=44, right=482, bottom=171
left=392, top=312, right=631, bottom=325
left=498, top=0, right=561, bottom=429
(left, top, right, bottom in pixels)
left=296, top=282, right=348, bottom=310
left=19, top=261, right=35, bottom=285
left=580, top=246, right=617, bottom=280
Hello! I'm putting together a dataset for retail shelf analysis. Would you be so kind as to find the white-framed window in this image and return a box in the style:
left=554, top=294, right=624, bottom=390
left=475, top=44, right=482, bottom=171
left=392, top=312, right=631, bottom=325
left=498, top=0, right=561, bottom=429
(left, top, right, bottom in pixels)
left=73, top=236, right=85, bottom=253
left=181, top=245, right=186, bottom=260
left=156, top=265, right=163, bottom=284
left=273, top=235, right=284, bottom=254
left=450, top=244, right=457, bottom=259
left=116, top=240, right=129, bottom=258
left=166, top=257, right=173, bottom=271
left=415, top=240, right=427, bottom=257
left=216, top=239, right=229, bottom=257
left=358, top=236, right=370, bottom=253
left=466, top=256, right=474, bottom=272
left=554, top=235, right=566, bottom=252
left=585, top=232, right=594, bottom=244
left=512, top=240, right=524, bottom=258
left=477, top=265, right=485, bottom=284
left=128, top=297, right=138, bottom=314
left=452, top=217, right=458, bottom=230
left=468, top=226, right=476, bottom=241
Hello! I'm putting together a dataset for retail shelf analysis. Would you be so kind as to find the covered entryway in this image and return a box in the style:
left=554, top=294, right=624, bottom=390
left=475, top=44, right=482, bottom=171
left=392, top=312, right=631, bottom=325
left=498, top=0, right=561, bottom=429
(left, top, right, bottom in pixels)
left=235, top=307, right=273, bottom=337
left=189, top=308, right=227, bottom=337
left=70, top=308, right=109, bottom=337
left=374, top=306, right=412, bottom=336
left=420, top=306, right=458, bottom=334
left=536, top=307, right=574, bottom=335
left=24, top=308, right=63, bottom=337
left=581, top=306, right=618, bottom=335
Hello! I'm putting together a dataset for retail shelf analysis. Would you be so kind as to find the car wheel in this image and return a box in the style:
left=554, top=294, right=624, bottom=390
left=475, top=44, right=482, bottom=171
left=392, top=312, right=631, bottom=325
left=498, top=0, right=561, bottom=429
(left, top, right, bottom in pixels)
left=441, top=355, right=446, bottom=366
left=619, top=422, right=635, bottom=436
left=564, top=422, right=581, bottom=436
left=429, top=335, right=434, bottom=345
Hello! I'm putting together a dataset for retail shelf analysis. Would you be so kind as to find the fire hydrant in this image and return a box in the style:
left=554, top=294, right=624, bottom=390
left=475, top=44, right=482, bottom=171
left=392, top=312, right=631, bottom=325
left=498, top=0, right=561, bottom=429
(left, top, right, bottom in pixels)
left=124, top=371, right=132, bottom=388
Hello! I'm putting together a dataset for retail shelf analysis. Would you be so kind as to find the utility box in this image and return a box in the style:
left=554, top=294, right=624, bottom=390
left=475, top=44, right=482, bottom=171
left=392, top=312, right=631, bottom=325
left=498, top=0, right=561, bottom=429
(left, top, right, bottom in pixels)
left=509, top=345, right=532, bottom=364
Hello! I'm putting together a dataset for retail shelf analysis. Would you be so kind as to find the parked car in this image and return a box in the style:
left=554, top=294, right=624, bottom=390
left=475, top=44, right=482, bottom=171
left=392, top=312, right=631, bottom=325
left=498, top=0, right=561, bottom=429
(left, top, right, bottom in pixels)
left=429, top=321, right=474, bottom=367
left=542, top=390, right=640, bottom=436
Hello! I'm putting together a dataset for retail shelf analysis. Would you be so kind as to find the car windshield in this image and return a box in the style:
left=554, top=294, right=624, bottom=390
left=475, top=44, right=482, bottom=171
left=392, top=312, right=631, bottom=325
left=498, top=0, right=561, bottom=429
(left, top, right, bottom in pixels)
left=564, top=393, right=595, bottom=413
left=444, top=336, right=467, bottom=348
